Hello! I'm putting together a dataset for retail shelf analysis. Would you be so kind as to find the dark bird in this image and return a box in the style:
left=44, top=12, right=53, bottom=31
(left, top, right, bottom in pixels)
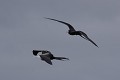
left=33, top=50, right=69, bottom=65
left=45, top=17, right=99, bottom=48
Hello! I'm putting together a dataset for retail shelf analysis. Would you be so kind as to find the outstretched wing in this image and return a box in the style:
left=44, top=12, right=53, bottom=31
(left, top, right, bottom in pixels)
left=45, top=17, right=76, bottom=31
left=78, top=31, right=99, bottom=48
left=40, top=55, right=52, bottom=65
left=86, top=38, right=99, bottom=48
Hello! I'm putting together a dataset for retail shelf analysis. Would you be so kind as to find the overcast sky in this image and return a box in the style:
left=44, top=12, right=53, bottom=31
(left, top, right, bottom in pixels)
left=0, top=0, right=120, bottom=80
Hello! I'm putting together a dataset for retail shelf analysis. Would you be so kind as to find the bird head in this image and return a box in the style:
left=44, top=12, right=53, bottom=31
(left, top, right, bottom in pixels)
left=32, top=50, right=42, bottom=56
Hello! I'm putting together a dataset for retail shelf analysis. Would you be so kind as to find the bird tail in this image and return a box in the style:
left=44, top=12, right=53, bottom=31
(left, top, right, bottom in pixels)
left=54, top=57, right=69, bottom=61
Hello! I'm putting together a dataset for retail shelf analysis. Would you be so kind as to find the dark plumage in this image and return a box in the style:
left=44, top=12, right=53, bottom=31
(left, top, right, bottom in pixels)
left=33, top=50, right=69, bottom=65
left=45, top=17, right=99, bottom=48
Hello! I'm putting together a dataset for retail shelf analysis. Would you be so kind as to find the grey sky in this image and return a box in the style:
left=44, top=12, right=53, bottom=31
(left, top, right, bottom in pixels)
left=0, top=0, right=120, bottom=80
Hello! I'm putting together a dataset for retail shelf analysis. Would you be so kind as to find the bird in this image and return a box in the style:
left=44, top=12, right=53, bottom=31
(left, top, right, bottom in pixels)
left=33, top=50, right=69, bottom=65
left=45, top=17, right=99, bottom=48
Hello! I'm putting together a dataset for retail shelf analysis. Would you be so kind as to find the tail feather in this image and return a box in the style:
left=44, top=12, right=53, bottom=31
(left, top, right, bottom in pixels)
left=54, top=57, right=69, bottom=60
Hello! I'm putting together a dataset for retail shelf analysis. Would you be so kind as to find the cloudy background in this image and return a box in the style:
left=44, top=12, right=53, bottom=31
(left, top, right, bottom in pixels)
left=0, top=0, right=120, bottom=80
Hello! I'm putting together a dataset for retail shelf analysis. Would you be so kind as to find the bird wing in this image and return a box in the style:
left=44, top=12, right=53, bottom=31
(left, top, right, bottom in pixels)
left=45, top=17, right=76, bottom=31
left=78, top=31, right=99, bottom=48
left=86, top=37, right=99, bottom=48
left=40, top=55, right=52, bottom=65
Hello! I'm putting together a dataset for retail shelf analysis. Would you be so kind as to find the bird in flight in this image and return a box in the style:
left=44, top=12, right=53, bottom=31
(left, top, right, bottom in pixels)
left=45, top=17, right=99, bottom=48
left=33, top=50, right=69, bottom=65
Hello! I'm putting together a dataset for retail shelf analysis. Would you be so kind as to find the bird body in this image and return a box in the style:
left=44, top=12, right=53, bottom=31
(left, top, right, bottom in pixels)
left=33, top=50, right=69, bottom=65
left=45, top=17, right=98, bottom=47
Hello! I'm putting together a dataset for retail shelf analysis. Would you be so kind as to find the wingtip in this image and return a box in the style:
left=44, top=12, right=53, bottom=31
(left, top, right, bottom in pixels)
left=50, top=63, right=53, bottom=65
left=44, top=17, right=50, bottom=19
left=95, top=44, right=99, bottom=48
left=66, top=58, right=69, bottom=60
left=97, top=46, right=99, bottom=48
left=48, top=62, right=53, bottom=65
left=43, top=17, right=47, bottom=19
